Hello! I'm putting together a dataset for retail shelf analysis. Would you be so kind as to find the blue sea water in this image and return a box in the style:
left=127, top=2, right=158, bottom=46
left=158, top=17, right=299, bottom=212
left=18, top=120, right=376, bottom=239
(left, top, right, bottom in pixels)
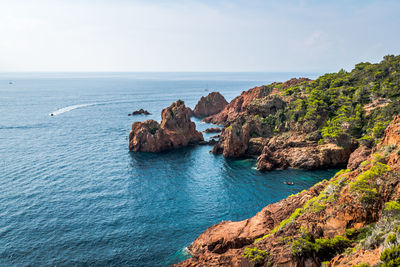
left=0, top=72, right=338, bottom=266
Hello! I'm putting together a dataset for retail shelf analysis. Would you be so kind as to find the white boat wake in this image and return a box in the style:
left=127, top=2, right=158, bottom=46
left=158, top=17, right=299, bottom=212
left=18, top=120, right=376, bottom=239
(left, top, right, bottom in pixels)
left=49, top=103, right=98, bottom=116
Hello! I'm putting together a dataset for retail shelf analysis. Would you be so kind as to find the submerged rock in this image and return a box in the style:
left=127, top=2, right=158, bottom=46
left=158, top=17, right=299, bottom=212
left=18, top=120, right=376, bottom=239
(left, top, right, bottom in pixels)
left=129, top=100, right=203, bottom=152
left=193, top=92, right=228, bottom=118
left=198, top=139, right=217, bottom=146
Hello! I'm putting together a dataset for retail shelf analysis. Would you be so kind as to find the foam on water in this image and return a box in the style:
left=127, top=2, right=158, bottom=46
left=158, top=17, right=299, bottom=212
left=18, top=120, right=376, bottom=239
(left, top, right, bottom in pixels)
left=49, top=103, right=99, bottom=116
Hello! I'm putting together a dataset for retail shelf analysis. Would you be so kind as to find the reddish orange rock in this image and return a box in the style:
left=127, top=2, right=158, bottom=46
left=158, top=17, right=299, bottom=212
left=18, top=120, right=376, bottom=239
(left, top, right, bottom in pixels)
left=193, top=92, right=228, bottom=118
left=175, top=114, right=400, bottom=267
left=129, top=100, right=203, bottom=152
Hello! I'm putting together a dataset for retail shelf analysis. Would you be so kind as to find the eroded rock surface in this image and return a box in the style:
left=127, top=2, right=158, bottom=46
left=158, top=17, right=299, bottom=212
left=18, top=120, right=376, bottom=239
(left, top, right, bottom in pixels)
left=193, top=92, right=228, bottom=118
left=175, top=114, right=400, bottom=267
left=129, top=100, right=203, bottom=152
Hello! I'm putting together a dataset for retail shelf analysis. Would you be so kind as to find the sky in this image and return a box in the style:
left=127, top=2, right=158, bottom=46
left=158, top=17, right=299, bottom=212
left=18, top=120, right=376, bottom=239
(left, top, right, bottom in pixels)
left=0, top=0, right=399, bottom=72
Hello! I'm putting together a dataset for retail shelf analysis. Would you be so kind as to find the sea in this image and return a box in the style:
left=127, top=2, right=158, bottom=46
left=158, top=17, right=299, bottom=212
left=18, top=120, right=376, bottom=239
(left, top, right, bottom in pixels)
left=0, top=72, right=339, bottom=266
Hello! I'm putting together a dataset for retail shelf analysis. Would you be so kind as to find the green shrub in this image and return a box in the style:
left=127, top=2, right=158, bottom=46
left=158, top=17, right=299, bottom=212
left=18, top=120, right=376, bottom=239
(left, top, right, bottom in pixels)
left=350, top=161, right=391, bottom=206
left=387, top=233, right=397, bottom=244
left=291, top=234, right=351, bottom=261
left=384, top=201, right=400, bottom=211
left=380, top=245, right=400, bottom=267
left=243, top=247, right=269, bottom=264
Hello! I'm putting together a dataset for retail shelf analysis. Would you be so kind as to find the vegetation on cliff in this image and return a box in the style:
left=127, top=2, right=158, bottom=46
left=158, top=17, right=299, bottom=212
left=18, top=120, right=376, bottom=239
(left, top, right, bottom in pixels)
left=280, top=55, right=400, bottom=144
left=175, top=56, right=400, bottom=267
left=210, top=55, right=400, bottom=172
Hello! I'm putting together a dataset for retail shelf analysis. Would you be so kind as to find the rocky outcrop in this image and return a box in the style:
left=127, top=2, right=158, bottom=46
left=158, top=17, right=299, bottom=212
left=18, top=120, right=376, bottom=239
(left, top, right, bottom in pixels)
left=203, top=86, right=273, bottom=125
left=174, top=181, right=327, bottom=266
left=214, top=127, right=355, bottom=170
left=193, top=92, right=228, bottom=118
left=203, top=127, right=221, bottom=133
left=203, top=78, right=312, bottom=126
left=256, top=136, right=355, bottom=171
left=246, top=95, right=286, bottom=117
left=129, top=100, right=203, bottom=152
left=129, top=108, right=151, bottom=116
left=212, top=119, right=261, bottom=157
left=176, top=114, right=400, bottom=267
left=347, top=145, right=372, bottom=170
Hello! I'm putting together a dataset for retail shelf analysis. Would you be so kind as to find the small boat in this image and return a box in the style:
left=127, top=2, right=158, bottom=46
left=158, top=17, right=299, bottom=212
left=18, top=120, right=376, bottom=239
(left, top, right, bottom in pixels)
left=50, top=113, right=54, bottom=116
left=283, top=181, right=294, bottom=185
left=9, top=81, right=13, bottom=84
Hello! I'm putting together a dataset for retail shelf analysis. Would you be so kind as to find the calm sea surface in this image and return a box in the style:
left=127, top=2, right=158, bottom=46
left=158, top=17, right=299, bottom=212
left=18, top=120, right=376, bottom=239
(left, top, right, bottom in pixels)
left=0, top=72, right=338, bottom=266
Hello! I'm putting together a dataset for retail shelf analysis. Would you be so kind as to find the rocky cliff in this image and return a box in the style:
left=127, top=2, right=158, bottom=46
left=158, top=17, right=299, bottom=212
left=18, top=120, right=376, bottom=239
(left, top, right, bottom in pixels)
left=208, top=56, right=400, bottom=171
left=175, top=114, right=400, bottom=267
left=193, top=92, right=228, bottom=118
left=129, top=100, right=203, bottom=152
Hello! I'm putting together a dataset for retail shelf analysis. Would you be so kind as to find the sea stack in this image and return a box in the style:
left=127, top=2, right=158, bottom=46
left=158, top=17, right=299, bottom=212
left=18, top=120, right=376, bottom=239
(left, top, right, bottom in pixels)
left=193, top=92, right=228, bottom=118
left=129, top=100, right=203, bottom=152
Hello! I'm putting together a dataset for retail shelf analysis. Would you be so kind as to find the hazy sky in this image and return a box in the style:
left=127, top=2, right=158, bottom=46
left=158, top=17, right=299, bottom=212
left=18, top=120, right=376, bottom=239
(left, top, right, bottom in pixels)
left=0, top=0, right=399, bottom=72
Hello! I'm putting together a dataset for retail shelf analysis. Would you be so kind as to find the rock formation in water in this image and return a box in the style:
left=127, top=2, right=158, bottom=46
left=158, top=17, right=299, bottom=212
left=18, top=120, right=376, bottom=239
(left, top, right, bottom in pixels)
left=175, top=113, right=400, bottom=267
left=129, top=100, right=203, bottom=152
left=129, top=109, right=151, bottom=116
left=193, top=92, right=228, bottom=118
left=203, top=127, right=221, bottom=133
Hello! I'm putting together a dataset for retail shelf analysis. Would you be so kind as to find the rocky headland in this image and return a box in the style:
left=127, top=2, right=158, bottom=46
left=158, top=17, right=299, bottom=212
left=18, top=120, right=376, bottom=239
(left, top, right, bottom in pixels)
left=175, top=112, right=400, bottom=267
left=174, top=55, right=400, bottom=266
left=128, top=100, right=203, bottom=152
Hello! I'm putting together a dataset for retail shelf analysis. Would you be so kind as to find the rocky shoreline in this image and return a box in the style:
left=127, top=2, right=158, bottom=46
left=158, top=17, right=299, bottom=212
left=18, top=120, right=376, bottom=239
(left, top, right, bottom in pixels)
left=128, top=55, right=400, bottom=266
left=174, top=112, right=400, bottom=267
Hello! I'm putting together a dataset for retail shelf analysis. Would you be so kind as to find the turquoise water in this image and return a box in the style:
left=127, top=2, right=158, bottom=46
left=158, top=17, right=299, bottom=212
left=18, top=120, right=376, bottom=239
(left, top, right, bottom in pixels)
left=0, top=72, right=337, bottom=266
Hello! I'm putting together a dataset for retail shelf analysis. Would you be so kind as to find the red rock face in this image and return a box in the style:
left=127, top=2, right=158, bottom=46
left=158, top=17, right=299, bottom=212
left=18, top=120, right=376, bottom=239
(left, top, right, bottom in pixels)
left=193, top=92, right=228, bottom=118
left=256, top=138, right=356, bottom=171
left=382, top=114, right=400, bottom=148
left=174, top=182, right=327, bottom=267
left=128, top=100, right=203, bottom=152
left=203, top=79, right=312, bottom=126
left=176, top=114, right=400, bottom=267
left=346, top=145, right=372, bottom=170
left=203, top=86, right=272, bottom=125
